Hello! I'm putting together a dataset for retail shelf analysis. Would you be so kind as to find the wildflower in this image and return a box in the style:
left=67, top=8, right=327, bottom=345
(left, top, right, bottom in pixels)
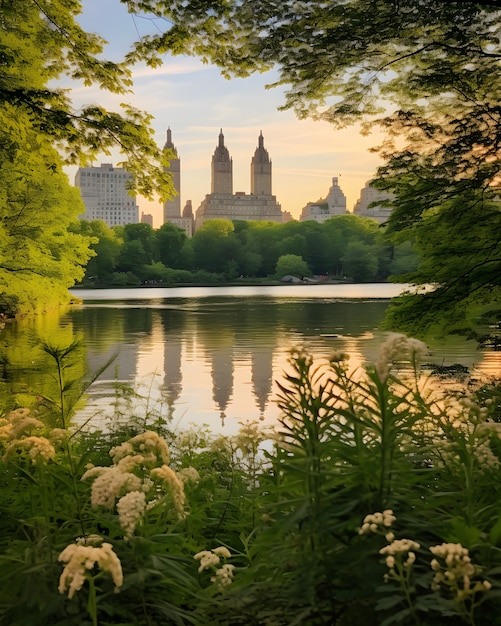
left=111, top=431, right=170, bottom=467
left=211, top=563, right=235, bottom=590
left=213, top=546, right=231, bottom=558
left=194, top=550, right=221, bottom=573
left=49, top=428, right=69, bottom=445
left=116, top=453, right=146, bottom=473
left=110, top=441, right=134, bottom=463
left=116, top=490, right=146, bottom=539
left=194, top=547, right=235, bottom=591
left=82, top=465, right=142, bottom=509
left=177, top=466, right=200, bottom=485
left=150, top=464, right=186, bottom=514
left=375, top=333, right=428, bottom=381
left=58, top=542, right=123, bottom=599
left=380, top=538, right=420, bottom=556
left=3, top=436, right=56, bottom=464
left=359, top=510, right=397, bottom=535
left=0, top=408, right=44, bottom=442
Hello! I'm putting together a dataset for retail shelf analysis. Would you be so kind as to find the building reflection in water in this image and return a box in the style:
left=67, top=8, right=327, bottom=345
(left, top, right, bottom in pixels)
left=251, top=349, right=274, bottom=419
left=59, top=296, right=500, bottom=435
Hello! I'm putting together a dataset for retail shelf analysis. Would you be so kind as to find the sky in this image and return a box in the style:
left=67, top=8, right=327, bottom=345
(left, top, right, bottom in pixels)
left=66, top=1, right=386, bottom=227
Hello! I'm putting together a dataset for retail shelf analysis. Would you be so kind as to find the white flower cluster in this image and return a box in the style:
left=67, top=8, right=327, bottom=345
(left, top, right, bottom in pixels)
left=375, top=333, right=428, bottom=382
left=211, top=563, right=235, bottom=590
left=380, top=538, right=420, bottom=574
left=8, top=435, right=56, bottom=464
left=0, top=409, right=56, bottom=465
left=82, top=431, right=186, bottom=539
left=58, top=540, right=123, bottom=599
left=359, top=509, right=397, bottom=541
left=432, top=417, right=500, bottom=472
left=110, top=431, right=170, bottom=467
left=194, top=546, right=235, bottom=592
left=82, top=462, right=143, bottom=509
left=0, top=408, right=43, bottom=441
left=150, top=464, right=186, bottom=514
left=116, top=491, right=146, bottom=538
left=176, top=466, right=200, bottom=485
left=429, top=542, right=491, bottom=601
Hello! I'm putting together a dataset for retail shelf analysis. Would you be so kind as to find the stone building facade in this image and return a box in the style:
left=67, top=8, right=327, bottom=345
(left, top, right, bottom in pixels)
left=162, top=128, right=194, bottom=237
left=300, top=176, right=347, bottom=223
left=353, top=180, right=394, bottom=224
left=75, top=163, right=139, bottom=227
left=195, top=130, right=283, bottom=230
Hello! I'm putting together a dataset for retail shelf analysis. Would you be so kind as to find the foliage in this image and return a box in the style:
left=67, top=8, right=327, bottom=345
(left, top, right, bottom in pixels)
left=0, top=0, right=172, bottom=200
left=72, top=221, right=123, bottom=281
left=341, top=240, right=379, bottom=282
left=0, top=1, right=176, bottom=317
left=78, top=215, right=410, bottom=286
left=275, top=253, right=311, bottom=279
left=155, top=222, right=189, bottom=269
left=123, top=1, right=499, bottom=124
left=1, top=333, right=501, bottom=625
left=120, top=0, right=501, bottom=334
left=0, top=108, right=94, bottom=316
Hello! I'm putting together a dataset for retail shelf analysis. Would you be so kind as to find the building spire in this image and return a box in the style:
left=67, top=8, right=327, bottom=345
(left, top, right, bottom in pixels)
left=211, top=129, right=233, bottom=193
left=251, top=131, right=272, bottom=195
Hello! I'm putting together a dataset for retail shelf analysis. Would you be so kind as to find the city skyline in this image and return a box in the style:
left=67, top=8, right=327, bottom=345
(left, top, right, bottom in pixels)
left=66, top=1, right=386, bottom=227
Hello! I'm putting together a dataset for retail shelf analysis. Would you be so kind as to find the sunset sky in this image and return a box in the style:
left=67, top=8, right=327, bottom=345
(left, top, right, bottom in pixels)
left=68, top=1, right=386, bottom=226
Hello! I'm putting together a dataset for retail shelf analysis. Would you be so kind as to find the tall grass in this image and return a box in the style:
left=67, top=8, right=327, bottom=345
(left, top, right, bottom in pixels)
left=0, top=334, right=499, bottom=625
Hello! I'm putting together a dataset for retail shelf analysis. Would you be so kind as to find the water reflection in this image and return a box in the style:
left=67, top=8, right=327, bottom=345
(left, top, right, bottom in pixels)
left=60, top=290, right=500, bottom=435
left=2, top=286, right=499, bottom=435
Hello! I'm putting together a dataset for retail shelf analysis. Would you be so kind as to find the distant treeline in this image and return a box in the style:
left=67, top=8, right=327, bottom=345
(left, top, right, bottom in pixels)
left=73, top=214, right=418, bottom=286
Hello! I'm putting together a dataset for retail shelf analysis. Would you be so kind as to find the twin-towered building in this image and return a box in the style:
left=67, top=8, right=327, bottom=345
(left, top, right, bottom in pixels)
left=75, top=128, right=393, bottom=230
left=163, top=128, right=283, bottom=235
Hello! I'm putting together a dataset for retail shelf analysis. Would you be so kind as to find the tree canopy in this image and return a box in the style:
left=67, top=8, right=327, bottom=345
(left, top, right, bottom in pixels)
left=1, top=0, right=172, bottom=199
left=121, top=0, right=501, bottom=336
left=0, top=107, right=94, bottom=315
left=0, top=0, right=175, bottom=315
left=76, top=215, right=413, bottom=286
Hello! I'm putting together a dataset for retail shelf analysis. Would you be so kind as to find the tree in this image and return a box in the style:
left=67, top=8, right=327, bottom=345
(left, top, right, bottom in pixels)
left=155, top=223, right=187, bottom=269
left=124, top=0, right=501, bottom=335
left=191, top=220, right=242, bottom=274
left=74, top=220, right=123, bottom=281
left=323, top=214, right=381, bottom=276
left=0, top=110, right=93, bottom=315
left=0, top=0, right=172, bottom=199
left=275, top=254, right=311, bottom=280
left=0, top=1, right=176, bottom=315
left=341, top=241, right=379, bottom=282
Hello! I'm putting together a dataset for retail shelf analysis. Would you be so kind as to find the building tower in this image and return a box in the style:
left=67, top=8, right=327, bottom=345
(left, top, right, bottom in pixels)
left=75, top=163, right=139, bottom=227
left=251, top=131, right=272, bottom=196
left=163, top=127, right=181, bottom=222
left=300, top=176, right=347, bottom=223
left=353, top=180, right=394, bottom=224
left=211, top=129, right=233, bottom=194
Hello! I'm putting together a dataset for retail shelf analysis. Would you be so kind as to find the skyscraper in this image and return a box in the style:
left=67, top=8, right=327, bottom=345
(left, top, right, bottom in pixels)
left=195, top=130, right=283, bottom=229
left=163, top=127, right=181, bottom=222
left=162, top=128, right=193, bottom=236
left=300, top=176, right=347, bottom=223
left=75, top=163, right=139, bottom=227
left=211, top=129, right=233, bottom=194
left=353, top=180, right=394, bottom=223
left=251, top=131, right=272, bottom=196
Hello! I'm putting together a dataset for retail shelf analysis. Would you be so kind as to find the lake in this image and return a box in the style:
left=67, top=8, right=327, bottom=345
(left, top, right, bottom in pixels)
left=2, top=284, right=500, bottom=436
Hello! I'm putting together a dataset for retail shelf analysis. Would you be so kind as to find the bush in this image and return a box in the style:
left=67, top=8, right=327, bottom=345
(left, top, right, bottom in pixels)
left=1, top=335, right=500, bottom=625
